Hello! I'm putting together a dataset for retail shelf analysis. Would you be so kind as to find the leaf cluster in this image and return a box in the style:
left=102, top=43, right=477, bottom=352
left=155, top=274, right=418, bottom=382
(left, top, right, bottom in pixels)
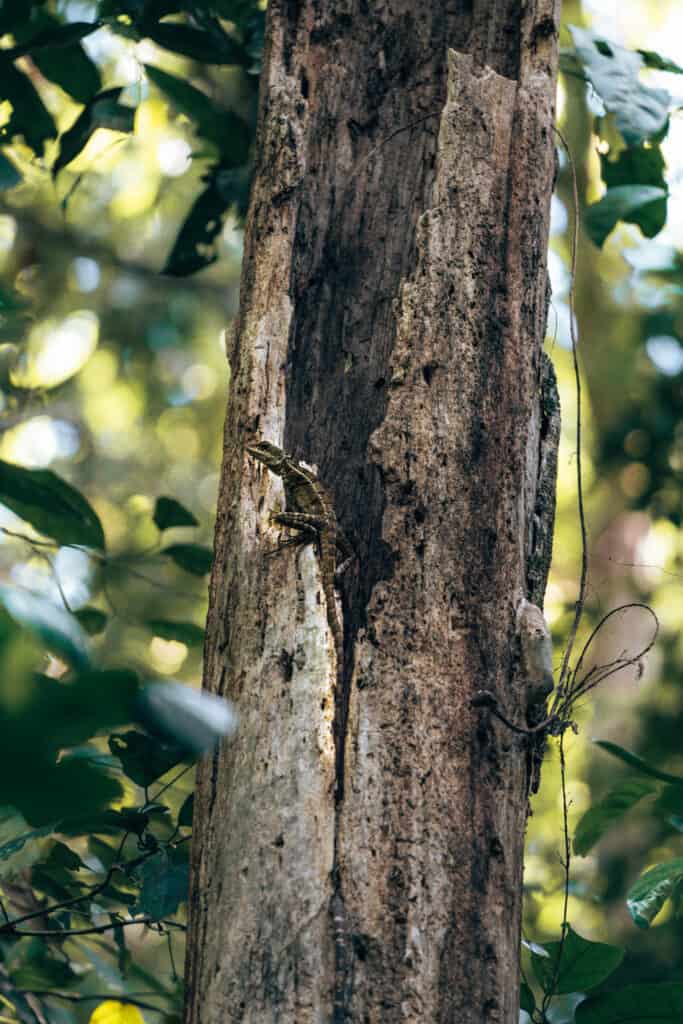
left=0, top=0, right=261, bottom=274
left=563, top=26, right=682, bottom=247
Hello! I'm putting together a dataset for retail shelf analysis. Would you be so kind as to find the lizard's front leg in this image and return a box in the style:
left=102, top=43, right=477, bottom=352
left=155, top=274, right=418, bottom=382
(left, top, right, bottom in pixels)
left=264, top=512, right=320, bottom=557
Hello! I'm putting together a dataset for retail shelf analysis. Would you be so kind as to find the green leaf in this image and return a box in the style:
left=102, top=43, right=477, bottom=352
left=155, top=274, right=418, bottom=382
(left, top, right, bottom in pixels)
left=0, top=55, right=58, bottom=156
left=32, top=38, right=102, bottom=106
left=0, top=669, right=136, bottom=825
left=594, top=740, right=683, bottom=786
left=109, top=730, right=187, bottom=788
left=141, top=22, right=248, bottom=65
left=601, top=144, right=666, bottom=191
left=597, top=146, right=668, bottom=241
left=0, top=152, right=21, bottom=191
left=163, top=164, right=247, bottom=276
left=145, top=620, right=205, bottom=646
left=575, top=982, right=683, bottom=1023
left=531, top=924, right=623, bottom=995
left=144, top=65, right=250, bottom=160
left=178, top=792, right=193, bottom=828
left=9, top=16, right=102, bottom=104
left=585, top=186, right=667, bottom=247
left=136, top=849, right=188, bottom=919
left=627, top=858, right=683, bottom=928
left=568, top=26, right=671, bottom=144
left=520, top=980, right=535, bottom=1015
left=162, top=543, right=213, bottom=575
left=53, top=87, right=135, bottom=178
left=4, top=758, right=123, bottom=827
left=9, top=20, right=101, bottom=58
left=74, top=606, right=109, bottom=635
left=0, top=668, right=138, bottom=754
left=153, top=495, right=199, bottom=530
left=574, top=778, right=656, bottom=856
left=0, top=458, right=106, bottom=549
left=0, top=585, right=90, bottom=669
left=638, top=49, right=683, bottom=75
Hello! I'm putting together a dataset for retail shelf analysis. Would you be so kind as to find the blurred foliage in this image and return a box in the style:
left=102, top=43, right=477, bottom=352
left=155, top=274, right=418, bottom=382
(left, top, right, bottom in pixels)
left=523, top=4, right=683, bottom=1022
left=0, top=0, right=682, bottom=1022
left=0, top=0, right=252, bottom=1019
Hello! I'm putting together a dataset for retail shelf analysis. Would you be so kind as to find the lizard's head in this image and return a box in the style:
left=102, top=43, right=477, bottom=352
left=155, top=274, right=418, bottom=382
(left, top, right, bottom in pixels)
left=245, top=440, right=287, bottom=473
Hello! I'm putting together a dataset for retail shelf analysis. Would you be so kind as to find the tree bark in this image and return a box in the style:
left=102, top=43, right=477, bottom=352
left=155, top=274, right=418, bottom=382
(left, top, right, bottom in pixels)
left=185, top=3, right=561, bottom=1022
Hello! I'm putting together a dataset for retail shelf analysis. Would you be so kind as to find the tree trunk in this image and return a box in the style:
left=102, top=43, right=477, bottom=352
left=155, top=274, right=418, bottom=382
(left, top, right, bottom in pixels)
left=185, top=3, right=561, bottom=1022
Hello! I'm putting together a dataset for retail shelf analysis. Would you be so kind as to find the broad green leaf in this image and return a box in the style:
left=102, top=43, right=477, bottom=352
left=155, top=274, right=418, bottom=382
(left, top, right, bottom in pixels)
left=627, top=858, right=683, bottom=928
left=109, top=730, right=187, bottom=788
left=89, top=1001, right=145, bottom=1024
left=53, top=87, right=135, bottom=178
left=0, top=152, right=21, bottom=191
left=9, top=21, right=101, bottom=58
left=601, top=144, right=666, bottom=192
left=0, top=56, right=57, bottom=156
left=153, top=495, right=199, bottom=530
left=594, top=740, right=683, bottom=786
left=520, top=980, right=535, bottom=1015
left=0, top=668, right=138, bottom=752
left=162, top=543, right=213, bottom=575
left=0, top=458, right=106, bottom=549
left=10, top=16, right=102, bottom=104
left=142, top=22, right=248, bottom=65
left=75, top=607, right=109, bottom=635
left=178, top=792, right=193, bottom=827
left=585, top=186, right=667, bottom=247
left=638, top=49, right=683, bottom=75
left=575, top=982, right=683, bottom=1023
left=144, top=65, right=250, bottom=160
left=568, top=26, right=670, bottom=144
left=2, top=758, right=123, bottom=827
left=574, top=778, right=656, bottom=855
left=145, top=620, right=205, bottom=646
left=163, top=165, right=246, bottom=275
left=138, top=681, right=237, bottom=754
left=0, top=668, right=136, bottom=823
left=136, top=849, right=188, bottom=919
left=531, top=925, right=623, bottom=995
left=597, top=146, right=668, bottom=244
left=31, top=839, right=86, bottom=900
left=0, top=585, right=90, bottom=668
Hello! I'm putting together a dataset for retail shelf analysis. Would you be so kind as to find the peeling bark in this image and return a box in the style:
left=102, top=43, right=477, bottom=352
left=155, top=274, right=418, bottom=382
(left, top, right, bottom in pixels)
left=185, top=4, right=561, bottom=1023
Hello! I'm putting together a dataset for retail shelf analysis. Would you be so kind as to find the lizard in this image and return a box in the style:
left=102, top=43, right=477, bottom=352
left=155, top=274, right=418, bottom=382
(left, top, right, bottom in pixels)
left=245, top=439, right=354, bottom=685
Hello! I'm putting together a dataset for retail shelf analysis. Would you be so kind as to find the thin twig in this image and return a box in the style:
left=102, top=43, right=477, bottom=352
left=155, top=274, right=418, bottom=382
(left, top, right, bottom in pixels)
left=553, top=126, right=588, bottom=696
